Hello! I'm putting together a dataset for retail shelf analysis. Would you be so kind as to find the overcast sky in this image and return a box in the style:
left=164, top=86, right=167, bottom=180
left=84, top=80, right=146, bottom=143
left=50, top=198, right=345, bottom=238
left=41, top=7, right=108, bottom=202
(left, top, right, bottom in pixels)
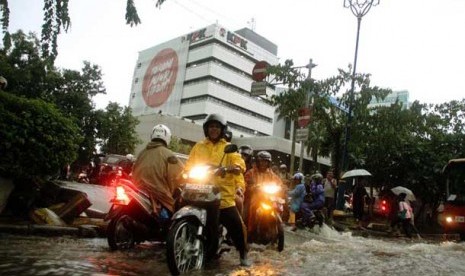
left=7, top=0, right=465, bottom=109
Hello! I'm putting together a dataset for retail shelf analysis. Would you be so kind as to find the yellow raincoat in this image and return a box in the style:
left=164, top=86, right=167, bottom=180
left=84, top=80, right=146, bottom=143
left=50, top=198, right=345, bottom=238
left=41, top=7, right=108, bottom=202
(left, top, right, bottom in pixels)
left=186, top=138, right=245, bottom=209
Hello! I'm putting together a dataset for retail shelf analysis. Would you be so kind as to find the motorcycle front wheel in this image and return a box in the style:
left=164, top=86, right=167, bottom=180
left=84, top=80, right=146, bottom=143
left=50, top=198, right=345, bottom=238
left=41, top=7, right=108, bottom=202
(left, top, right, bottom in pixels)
left=166, top=219, right=204, bottom=275
left=107, top=214, right=135, bottom=251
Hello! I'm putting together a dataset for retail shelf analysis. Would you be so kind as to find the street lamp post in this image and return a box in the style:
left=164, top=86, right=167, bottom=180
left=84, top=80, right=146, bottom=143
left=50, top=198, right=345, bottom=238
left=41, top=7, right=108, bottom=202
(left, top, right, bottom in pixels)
left=342, top=0, right=380, bottom=171
left=298, top=59, right=317, bottom=173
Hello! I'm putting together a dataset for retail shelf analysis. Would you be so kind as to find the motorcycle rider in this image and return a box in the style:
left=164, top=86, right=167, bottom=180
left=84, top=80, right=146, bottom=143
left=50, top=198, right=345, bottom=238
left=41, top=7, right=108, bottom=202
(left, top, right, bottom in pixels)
left=238, top=145, right=254, bottom=219
left=278, top=164, right=292, bottom=189
left=185, top=114, right=251, bottom=267
left=238, top=145, right=255, bottom=172
left=300, top=172, right=325, bottom=227
left=244, top=151, right=284, bottom=241
left=287, top=172, right=306, bottom=231
left=131, top=124, right=184, bottom=223
left=224, top=131, right=246, bottom=218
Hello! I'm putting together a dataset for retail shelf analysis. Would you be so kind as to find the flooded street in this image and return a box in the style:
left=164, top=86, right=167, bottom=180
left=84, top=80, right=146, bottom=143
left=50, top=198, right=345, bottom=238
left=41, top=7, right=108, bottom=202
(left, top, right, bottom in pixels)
left=1, top=226, right=465, bottom=275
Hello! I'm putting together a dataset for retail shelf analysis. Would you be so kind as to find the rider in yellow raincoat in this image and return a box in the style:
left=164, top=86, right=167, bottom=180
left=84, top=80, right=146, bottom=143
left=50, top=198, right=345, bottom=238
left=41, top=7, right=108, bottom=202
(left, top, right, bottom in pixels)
left=185, top=113, right=250, bottom=267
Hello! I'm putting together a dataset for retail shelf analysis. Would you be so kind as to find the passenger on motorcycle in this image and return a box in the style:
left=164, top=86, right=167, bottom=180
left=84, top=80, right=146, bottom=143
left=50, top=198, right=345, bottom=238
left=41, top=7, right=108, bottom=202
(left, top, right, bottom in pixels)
left=185, top=114, right=251, bottom=267
left=300, top=173, right=325, bottom=227
left=238, top=145, right=254, bottom=220
left=224, top=131, right=247, bottom=218
left=244, top=151, right=284, bottom=240
left=239, top=145, right=255, bottom=172
left=287, top=172, right=306, bottom=231
left=131, top=124, right=184, bottom=223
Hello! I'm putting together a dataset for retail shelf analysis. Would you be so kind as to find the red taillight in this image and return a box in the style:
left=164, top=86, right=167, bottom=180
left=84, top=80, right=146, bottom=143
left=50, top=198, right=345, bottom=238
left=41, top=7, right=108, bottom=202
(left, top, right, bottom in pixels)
left=113, top=186, right=130, bottom=205
left=381, top=200, right=388, bottom=212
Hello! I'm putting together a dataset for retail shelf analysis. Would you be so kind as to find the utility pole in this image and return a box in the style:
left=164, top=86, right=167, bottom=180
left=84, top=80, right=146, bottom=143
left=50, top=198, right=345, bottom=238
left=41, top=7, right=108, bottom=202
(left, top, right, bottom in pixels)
left=298, top=59, right=317, bottom=173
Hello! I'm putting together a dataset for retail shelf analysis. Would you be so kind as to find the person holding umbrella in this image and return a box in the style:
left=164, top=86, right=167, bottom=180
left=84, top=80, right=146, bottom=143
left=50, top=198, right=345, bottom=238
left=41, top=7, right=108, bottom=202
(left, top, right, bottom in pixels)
left=352, top=178, right=370, bottom=229
left=398, top=192, right=421, bottom=239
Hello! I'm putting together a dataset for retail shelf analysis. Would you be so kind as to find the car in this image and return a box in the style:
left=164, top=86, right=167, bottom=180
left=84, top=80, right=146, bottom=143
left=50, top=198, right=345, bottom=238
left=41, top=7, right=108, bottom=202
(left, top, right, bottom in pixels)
left=346, top=187, right=389, bottom=217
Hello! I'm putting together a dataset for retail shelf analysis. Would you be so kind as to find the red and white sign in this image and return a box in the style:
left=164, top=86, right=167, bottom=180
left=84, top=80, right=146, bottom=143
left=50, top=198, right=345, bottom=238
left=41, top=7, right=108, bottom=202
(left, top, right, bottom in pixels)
left=297, top=107, right=311, bottom=128
left=142, top=48, right=179, bottom=108
left=252, top=61, right=268, bottom=82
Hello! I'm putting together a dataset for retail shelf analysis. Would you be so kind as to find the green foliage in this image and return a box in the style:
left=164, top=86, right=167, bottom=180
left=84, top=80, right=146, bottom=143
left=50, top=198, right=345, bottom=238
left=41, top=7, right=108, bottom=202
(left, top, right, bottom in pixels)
left=0, top=90, right=81, bottom=179
left=98, top=102, right=141, bottom=155
left=1, top=30, right=141, bottom=180
left=0, top=31, right=108, bottom=165
left=169, top=136, right=192, bottom=155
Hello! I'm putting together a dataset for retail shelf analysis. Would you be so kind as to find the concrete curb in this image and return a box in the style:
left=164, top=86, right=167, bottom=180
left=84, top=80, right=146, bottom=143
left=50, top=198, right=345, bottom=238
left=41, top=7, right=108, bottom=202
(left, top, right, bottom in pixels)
left=0, top=223, right=101, bottom=238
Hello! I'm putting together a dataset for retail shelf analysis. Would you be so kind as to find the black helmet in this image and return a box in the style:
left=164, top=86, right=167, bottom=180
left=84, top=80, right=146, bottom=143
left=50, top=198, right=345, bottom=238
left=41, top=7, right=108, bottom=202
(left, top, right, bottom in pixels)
left=239, top=145, right=253, bottom=156
left=256, top=151, right=272, bottom=162
left=203, top=113, right=227, bottom=137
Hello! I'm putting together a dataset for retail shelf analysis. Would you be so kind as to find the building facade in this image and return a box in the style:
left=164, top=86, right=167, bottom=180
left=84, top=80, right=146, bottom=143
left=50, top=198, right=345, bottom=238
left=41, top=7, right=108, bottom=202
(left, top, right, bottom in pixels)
left=129, top=24, right=330, bottom=170
left=368, top=90, right=410, bottom=109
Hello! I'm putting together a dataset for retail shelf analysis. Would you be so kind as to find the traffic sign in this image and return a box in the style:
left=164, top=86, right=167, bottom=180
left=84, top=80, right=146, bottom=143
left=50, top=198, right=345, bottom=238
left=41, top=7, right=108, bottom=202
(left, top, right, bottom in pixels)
left=297, top=107, right=311, bottom=128
left=296, top=128, right=309, bottom=142
left=252, top=61, right=268, bottom=81
left=251, top=81, right=267, bottom=96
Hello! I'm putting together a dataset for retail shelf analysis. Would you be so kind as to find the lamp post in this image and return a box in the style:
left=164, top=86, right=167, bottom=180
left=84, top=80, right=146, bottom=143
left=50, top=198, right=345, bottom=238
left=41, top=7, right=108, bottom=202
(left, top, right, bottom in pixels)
left=298, top=59, right=317, bottom=173
left=342, top=0, right=380, bottom=171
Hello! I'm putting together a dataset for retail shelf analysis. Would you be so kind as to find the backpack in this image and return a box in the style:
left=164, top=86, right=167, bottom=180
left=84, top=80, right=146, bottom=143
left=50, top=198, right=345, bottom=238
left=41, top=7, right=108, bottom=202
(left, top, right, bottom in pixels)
left=303, top=183, right=313, bottom=203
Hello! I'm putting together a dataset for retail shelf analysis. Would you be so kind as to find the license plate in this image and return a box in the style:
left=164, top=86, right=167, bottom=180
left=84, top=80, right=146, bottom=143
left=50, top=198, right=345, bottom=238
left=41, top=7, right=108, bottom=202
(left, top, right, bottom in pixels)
left=185, top=184, right=212, bottom=193
left=455, top=216, right=465, bottom=223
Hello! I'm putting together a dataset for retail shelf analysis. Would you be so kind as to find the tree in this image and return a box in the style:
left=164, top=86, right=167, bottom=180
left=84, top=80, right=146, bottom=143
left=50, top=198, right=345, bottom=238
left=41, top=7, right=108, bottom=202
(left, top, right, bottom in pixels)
left=0, top=90, right=82, bottom=179
left=1, top=30, right=141, bottom=174
left=0, top=31, right=108, bottom=166
left=268, top=59, right=307, bottom=174
left=169, top=136, right=192, bottom=155
left=0, top=0, right=168, bottom=62
left=97, top=102, right=141, bottom=155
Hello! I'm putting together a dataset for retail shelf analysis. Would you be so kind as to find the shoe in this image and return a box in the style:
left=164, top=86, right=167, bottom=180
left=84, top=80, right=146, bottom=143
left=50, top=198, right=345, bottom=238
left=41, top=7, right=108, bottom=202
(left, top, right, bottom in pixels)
left=240, top=257, right=252, bottom=267
left=290, top=226, right=297, bottom=232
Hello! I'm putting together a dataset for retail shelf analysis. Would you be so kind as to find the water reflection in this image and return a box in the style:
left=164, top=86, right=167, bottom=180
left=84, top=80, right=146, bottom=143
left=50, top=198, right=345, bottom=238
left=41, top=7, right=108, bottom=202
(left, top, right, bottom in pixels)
left=1, top=227, right=465, bottom=276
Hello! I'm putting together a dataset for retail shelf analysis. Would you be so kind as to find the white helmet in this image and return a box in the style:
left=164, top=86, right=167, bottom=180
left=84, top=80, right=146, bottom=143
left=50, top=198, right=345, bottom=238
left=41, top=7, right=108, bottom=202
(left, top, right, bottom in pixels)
left=151, top=124, right=172, bottom=146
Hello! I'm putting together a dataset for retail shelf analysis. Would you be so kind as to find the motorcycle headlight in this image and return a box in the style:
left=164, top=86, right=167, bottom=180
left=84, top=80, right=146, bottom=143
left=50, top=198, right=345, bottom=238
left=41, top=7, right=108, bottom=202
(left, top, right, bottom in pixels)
left=260, top=202, right=272, bottom=210
left=187, top=165, right=210, bottom=180
left=262, top=183, right=281, bottom=194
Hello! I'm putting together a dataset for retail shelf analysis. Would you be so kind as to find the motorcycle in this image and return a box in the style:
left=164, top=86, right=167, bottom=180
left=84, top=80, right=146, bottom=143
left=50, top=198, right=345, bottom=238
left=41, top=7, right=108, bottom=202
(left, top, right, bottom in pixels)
left=166, top=144, right=237, bottom=275
left=249, top=182, right=285, bottom=251
left=104, top=178, right=169, bottom=251
left=295, top=208, right=325, bottom=229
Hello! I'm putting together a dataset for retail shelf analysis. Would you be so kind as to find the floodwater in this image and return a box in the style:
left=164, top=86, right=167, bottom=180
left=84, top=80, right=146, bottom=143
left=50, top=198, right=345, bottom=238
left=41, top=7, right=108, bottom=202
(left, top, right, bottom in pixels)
left=1, top=226, right=464, bottom=275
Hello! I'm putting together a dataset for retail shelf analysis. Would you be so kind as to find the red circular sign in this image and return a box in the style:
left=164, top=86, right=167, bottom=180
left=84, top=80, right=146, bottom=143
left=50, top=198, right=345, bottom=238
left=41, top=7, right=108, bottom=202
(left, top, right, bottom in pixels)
left=142, top=48, right=179, bottom=108
left=298, top=107, right=311, bottom=128
left=252, top=61, right=268, bottom=81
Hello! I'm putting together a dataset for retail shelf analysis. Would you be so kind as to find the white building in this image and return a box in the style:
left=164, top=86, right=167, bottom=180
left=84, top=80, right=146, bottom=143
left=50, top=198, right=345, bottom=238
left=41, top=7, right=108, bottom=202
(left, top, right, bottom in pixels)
left=129, top=24, right=330, bottom=170
left=367, top=90, right=410, bottom=109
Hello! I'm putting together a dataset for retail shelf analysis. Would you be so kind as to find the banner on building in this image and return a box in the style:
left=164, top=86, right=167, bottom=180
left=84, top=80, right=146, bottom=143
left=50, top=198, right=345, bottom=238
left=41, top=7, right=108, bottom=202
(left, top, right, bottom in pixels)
left=129, top=37, right=189, bottom=116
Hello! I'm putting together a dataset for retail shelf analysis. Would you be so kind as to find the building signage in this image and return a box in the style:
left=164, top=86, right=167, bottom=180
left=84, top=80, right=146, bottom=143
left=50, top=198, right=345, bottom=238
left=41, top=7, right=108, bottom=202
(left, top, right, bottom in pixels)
left=142, top=48, right=179, bottom=108
left=226, top=31, right=248, bottom=50
left=182, top=28, right=207, bottom=43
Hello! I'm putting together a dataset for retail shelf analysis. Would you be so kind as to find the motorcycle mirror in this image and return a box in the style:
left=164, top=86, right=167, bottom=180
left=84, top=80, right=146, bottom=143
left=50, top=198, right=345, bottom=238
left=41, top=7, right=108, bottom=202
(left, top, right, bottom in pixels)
left=224, top=144, right=238, bottom=154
